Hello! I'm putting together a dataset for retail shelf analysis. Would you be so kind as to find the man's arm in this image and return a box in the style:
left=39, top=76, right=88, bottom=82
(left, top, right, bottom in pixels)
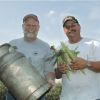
left=86, top=61, right=100, bottom=72
left=45, top=72, right=55, bottom=86
left=71, top=57, right=100, bottom=73
left=55, top=63, right=67, bottom=79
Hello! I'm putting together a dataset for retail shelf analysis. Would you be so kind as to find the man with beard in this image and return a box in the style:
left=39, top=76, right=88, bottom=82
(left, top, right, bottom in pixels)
left=5, top=14, right=55, bottom=100
left=55, top=16, right=100, bottom=100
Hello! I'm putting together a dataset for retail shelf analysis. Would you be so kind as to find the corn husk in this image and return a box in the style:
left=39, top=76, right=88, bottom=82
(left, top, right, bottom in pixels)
left=48, top=42, right=84, bottom=79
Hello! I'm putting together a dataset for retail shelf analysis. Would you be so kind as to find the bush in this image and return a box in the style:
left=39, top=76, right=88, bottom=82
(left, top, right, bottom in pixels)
left=0, top=81, right=7, bottom=99
left=45, top=83, right=62, bottom=100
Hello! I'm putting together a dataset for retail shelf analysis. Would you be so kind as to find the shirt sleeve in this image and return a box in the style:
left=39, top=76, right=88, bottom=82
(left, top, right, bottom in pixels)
left=91, top=41, right=100, bottom=87
left=90, top=41, right=100, bottom=61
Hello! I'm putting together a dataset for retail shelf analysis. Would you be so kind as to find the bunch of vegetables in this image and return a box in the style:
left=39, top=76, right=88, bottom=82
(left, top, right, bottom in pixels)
left=48, top=42, right=84, bottom=79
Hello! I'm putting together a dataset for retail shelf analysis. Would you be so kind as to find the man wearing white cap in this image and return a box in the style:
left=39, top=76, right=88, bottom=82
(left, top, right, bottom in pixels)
left=56, top=16, right=100, bottom=100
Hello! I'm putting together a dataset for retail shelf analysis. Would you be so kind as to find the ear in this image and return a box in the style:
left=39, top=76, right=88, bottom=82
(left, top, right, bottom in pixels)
left=38, top=24, right=40, bottom=29
left=22, top=23, right=24, bottom=30
left=37, top=24, right=40, bottom=31
left=63, top=27, right=68, bottom=33
left=22, top=23, right=24, bottom=28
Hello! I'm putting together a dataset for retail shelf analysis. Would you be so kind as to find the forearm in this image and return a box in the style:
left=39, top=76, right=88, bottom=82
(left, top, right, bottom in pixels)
left=45, top=72, right=55, bottom=86
left=71, top=57, right=100, bottom=73
left=45, top=72, right=55, bottom=81
left=87, top=61, right=100, bottom=72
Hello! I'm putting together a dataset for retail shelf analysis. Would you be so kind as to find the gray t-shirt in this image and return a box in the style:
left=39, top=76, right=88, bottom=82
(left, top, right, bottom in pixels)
left=9, top=37, right=54, bottom=77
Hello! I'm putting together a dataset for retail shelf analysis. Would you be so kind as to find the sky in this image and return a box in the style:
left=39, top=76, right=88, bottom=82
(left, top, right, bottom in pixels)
left=0, top=1, right=100, bottom=47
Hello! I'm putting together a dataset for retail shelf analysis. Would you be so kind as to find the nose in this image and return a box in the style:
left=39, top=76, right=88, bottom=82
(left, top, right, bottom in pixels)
left=68, top=27, right=72, bottom=32
left=30, top=25, right=35, bottom=28
left=29, top=25, right=37, bottom=30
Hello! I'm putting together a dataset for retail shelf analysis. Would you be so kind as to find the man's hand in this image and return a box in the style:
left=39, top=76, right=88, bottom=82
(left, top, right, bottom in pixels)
left=57, top=63, right=67, bottom=74
left=47, top=79, right=55, bottom=87
left=70, top=57, right=87, bottom=70
left=46, top=72, right=55, bottom=87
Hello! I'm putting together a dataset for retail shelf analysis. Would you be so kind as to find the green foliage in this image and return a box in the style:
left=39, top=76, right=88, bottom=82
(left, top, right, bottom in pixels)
left=50, top=42, right=79, bottom=79
left=45, top=83, right=62, bottom=100
left=0, top=81, right=7, bottom=99
left=49, top=42, right=85, bottom=79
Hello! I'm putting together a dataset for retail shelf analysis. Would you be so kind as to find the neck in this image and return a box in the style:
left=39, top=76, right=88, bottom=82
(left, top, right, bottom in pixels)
left=69, top=37, right=83, bottom=44
left=24, top=37, right=37, bottom=42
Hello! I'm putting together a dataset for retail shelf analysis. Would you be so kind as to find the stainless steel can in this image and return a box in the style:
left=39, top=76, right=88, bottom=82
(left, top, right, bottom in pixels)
left=0, top=45, right=50, bottom=100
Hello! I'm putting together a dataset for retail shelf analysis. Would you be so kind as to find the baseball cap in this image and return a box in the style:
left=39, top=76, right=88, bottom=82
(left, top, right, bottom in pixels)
left=63, top=16, right=79, bottom=26
left=23, top=14, right=39, bottom=23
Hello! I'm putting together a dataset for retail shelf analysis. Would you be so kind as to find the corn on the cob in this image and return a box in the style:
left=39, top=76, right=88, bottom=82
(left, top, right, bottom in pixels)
left=49, top=42, right=85, bottom=79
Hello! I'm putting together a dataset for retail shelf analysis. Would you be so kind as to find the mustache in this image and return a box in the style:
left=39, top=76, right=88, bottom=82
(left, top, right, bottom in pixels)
left=67, top=30, right=76, bottom=34
left=70, top=29, right=76, bottom=32
left=24, top=31, right=38, bottom=35
left=67, top=30, right=76, bottom=37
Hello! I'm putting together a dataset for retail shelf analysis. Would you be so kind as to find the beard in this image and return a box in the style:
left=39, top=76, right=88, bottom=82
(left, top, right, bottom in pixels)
left=24, top=31, right=38, bottom=41
left=68, top=33, right=75, bottom=37
left=67, top=30, right=76, bottom=37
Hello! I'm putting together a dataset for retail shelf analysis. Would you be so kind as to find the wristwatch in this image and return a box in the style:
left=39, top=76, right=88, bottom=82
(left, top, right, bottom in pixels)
left=86, top=61, right=92, bottom=68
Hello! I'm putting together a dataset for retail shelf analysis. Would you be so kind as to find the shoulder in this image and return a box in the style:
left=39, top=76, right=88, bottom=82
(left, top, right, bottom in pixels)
left=82, top=38, right=100, bottom=50
left=84, top=38, right=100, bottom=46
left=9, top=38, right=23, bottom=44
left=9, top=38, right=23, bottom=46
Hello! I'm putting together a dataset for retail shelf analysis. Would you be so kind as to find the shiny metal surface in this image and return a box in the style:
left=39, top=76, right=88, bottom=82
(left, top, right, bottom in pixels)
left=0, top=47, right=50, bottom=100
left=0, top=43, right=11, bottom=58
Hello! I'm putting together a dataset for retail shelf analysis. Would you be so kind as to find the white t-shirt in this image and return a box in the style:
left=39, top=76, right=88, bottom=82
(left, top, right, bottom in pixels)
left=60, top=38, right=100, bottom=100
left=9, top=37, right=54, bottom=77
